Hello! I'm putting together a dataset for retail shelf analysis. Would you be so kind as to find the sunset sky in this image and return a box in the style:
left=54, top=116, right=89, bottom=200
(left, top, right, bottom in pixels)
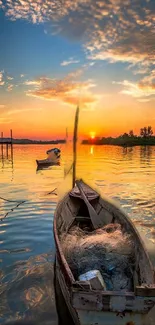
left=0, top=0, right=155, bottom=140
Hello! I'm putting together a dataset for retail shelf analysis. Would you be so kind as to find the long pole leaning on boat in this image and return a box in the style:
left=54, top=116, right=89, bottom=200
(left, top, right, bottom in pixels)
left=72, top=105, right=79, bottom=188
left=72, top=105, right=103, bottom=229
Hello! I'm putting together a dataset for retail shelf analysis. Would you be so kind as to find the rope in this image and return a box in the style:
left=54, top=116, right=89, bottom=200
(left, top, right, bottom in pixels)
left=0, top=199, right=26, bottom=221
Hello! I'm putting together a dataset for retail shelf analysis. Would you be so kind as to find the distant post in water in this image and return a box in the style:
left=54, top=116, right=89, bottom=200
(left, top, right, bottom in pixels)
left=1, top=132, right=3, bottom=158
left=10, top=129, right=13, bottom=144
left=10, top=129, right=13, bottom=161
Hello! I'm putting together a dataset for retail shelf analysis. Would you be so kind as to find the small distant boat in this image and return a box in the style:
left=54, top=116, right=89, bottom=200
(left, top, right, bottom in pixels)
left=36, top=147, right=61, bottom=168
left=46, top=148, right=61, bottom=156
left=54, top=179, right=155, bottom=325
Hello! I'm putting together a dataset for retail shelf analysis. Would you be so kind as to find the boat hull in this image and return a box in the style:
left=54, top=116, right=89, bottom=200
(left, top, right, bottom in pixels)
left=36, top=158, right=60, bottom=167
left=55, top=255, right=154, bottom=325
left=53, top=180, right=155, bottom=325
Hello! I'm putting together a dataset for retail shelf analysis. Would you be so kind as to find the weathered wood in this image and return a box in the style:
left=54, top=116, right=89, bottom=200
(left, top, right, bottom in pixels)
left=72, top=281, right=91, bottom=291
left=53, top=179, right=155, bottom=325
left=72, top=106, right=79, bottom=188
left=76, top=180, right=103, bottom=229
left=72, top=290, right=155, bottom=313
left=135, top=285, right=155, bottom=297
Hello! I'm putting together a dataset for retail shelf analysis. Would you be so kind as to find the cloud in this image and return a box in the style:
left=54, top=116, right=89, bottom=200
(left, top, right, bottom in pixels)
left=24, top=80, right=41, bottom=86
left=7, top=76, right=14, bottom=80
left=0, top=71, right=4, bottom=86
left=138, top=70, right=155, bottom=90
left=0, top=117, right=13, bottom=124
left=89, top=62, right=95, bottom=66
left=113, top=72, right=155, bottom=100
left=6, top=107, right=42, bottom=115
left=1, top=0, right=154, bottom=69
left=137, top=98, right=151, bottom=103
left=26, top=72, right=98, bottom=109
left=61, top=59, right=80, bottom=66
left=7, top=84, right=14, bottom=91
left=20, top=74, right=24, bottom=78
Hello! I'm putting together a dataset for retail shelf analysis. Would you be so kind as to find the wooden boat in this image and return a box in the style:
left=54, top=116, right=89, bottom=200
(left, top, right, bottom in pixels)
left=54, top=179, right=155, bottom=325
left=36, top=157, right=60, bottom=168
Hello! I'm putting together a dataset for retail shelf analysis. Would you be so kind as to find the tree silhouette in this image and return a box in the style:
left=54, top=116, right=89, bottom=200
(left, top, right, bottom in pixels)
left=122, top=132, right=129, bottom=138
left=129, top=130, right=134, bottom=137
left=147, top=126, right=153, bottom=137
left=140, top=126, right=153, bottom=138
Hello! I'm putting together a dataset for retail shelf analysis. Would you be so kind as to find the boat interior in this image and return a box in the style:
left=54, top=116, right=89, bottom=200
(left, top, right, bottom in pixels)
left=56, top=181, right=155, bottom=293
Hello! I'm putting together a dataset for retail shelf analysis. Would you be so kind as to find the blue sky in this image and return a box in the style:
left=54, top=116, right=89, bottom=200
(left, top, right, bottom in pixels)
left=0, top=0, right=155, bottom=139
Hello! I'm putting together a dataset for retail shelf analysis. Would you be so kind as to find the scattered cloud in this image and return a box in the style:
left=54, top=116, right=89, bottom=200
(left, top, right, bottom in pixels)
left=89, top=62, right=95, bottom=66
left=1, top=0, right=154, bottom=70
left=0, top=71, right=4, bottom=86
left=113, top=71, right=155, bottom=100
left=6, top=107, right=42, bottom=115
left=25, top=71, right=99, bottom=109
left=137, top=98, right=151, bottom=103
left=61, top=58, right=80, bottom=66
left=0, top=117, right=13, bottom=124
left=138, top=70, right=155, bottom=90
left=24, top=80, right=42, bottom=86
left=20, top=74, right=24, bottom=78
left=7, top=84, right=14, bottom=91
left=7, top=76, right=14, bottom=80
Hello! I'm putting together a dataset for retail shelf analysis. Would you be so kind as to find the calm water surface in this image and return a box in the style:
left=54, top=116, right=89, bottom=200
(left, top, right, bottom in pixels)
left=0, top=144, right=155, bottom=324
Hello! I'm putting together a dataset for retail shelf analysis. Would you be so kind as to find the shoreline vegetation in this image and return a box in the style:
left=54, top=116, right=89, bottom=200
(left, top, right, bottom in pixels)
left=1, top=139, right=66, bottom=145
left=82, top=126, right=155, bottom=147
left=1, top=126, right=155, bottom=147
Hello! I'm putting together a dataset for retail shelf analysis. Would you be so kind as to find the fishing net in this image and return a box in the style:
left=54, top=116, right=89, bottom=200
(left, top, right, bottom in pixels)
left=61, top=224, right=135, bottom=291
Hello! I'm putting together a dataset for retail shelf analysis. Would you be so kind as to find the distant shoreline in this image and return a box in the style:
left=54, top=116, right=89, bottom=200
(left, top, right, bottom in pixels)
left=1, top=137, right=155, bottom=147
left=0, top=139, right=66, bottom=145
left=82, top=137, right=155, bottom=147
left=82, top=143, right=155, bottom=147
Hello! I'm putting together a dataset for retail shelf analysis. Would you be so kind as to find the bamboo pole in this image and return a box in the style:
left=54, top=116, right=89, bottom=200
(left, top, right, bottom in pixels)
left=72, top=106, right=79, bottom=188
left=10, top=129, right=13, bottom=144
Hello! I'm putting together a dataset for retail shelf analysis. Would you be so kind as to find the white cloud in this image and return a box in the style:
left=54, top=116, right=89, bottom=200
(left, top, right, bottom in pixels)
left=7, top=84, right=13, bottom=91
left=61, top=59, right=80, bottom=66
left=7, top=76, right=14, bottom=80
left=0, top=71, right=4, bottom=86
left=113, top=76, right=155, bottom=100
left=24, top=80, right=41, bottom=86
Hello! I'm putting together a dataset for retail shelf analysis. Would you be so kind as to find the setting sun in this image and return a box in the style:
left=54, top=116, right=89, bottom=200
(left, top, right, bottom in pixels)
left=90, top=132, right=96, bottom=139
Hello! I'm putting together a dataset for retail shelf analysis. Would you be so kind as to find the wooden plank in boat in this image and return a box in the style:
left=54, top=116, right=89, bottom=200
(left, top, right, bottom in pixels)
left=72, top=291, right=103, bottom=311
left=72, top=290, right=155, bottom=313
left=135, top=285, right=155, bottom=297
left=60, top=200, right=75, bottom=225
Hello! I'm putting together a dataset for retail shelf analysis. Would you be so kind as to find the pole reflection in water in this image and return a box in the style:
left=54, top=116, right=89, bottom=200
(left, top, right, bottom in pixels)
left=0, top=144, right=14, bottom=181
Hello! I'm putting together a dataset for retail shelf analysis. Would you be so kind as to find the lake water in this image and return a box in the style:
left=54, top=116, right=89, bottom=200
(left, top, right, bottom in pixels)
left=0, top=144, right=155, bottom=324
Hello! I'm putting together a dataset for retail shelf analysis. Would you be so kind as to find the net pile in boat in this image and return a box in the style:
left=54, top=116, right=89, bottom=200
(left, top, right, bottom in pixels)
left=61, top=224, right=135, bottom=291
